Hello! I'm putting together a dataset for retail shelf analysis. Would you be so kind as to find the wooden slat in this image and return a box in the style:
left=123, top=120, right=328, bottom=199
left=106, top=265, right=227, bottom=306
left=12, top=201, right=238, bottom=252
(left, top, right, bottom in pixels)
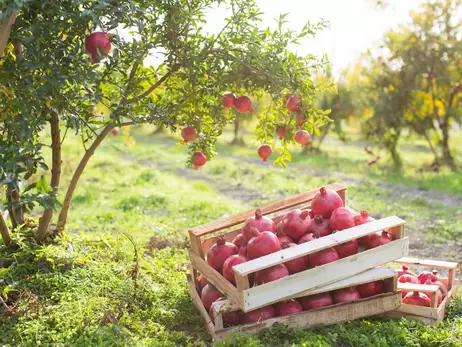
left=189, top=183, right=346, bottom=236
left=397, top=283, right=439, bottom=293
left=189, top=250, right=244, bottom=308
left=396, top=303, right=438, bottom=318
left=240, top=238, right=409, bottom=312
left=234, top=216, right=406, bottom=276
left=394, top=257, right=459, bottom=270
left=213, top=292, right=402, bottom=342
left=211, top=267, right=397, bottom=312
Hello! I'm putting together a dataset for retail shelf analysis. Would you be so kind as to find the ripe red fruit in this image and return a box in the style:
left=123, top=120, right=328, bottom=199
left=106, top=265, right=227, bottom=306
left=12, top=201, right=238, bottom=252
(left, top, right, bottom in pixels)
left=423, top=279, right=443, bottom=305
left=355, top=210, right=375, bottom=246
left=294, top=130, right=311, bottom=146
left=274, top=300, right=303, bottom=316
left=258, top=144, right=272, bottom=161
left=246, top=228, right=281, bottom=259
left=332, top=287, right=361, bottom=304
left=297, top=232, right=316, bottom=245
left=223, top=247, right=250, bottom=284
left=207, top=236, right=238, bottom=272
left=308, top=215, right=331, bottom=238
left=111, top=127, right=120, bottom=136
left=209, top=307, right=240, bottom=327
left=299, top=293, right=334, bottom=310
left=197, top=274, right=208, bottom=291
left=239, top=306, right=275, bottom=324
left=311, top=187, right=344, bottom=218
left=329, top=207, right=355, bottom=231
left=403, top=291, right=431, bottom=307
left=232, top=233, right=247, bottom=248
left=181, top=126, right=198, bottom=143
left=357, top=280, right=384, bottom=298
left=398, top=274, right=420, bottom=298
left=281, top=242, right=310, bottom=274
left=201, top=284, right=222, bottom=311
left=222, top=92, right=237, bottom=108
left=85, top=32, right=111, bottom=61
left=254, top=264, right=289, bottom=285
left=277, top=127, right=286, bottom=140
left=419, top=271, right=448, bottom=296
left=192, top=152, right=207, bottom=168
left=311, top=247, right=340, bottom=266
left=281, top=209, right=312, bottom=241
left=364, top=231, right=391, bottom=249
left=397, top=265, right=415, bottom=278
left=242, top=209, right=276, bottom=242
left=296, top=111, right=305, bottom=126
left=334, top=237, right=358, bottom=258
left=286, top=95, right=302, bottom=112
left=235, top=95, right=252, bottom=113
left=275, top=223, right=294, bottom=245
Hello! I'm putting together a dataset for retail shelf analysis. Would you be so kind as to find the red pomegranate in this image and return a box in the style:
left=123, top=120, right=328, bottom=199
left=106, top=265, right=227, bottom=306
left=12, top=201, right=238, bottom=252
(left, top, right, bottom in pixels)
left=207, top=236, right=238, bottom=272
left=298, top=232, right=316, bottom=245
left=274, top=300, right=303, bottom=316
left=299, top=292, right=334, bottom=310
left=181, top=126, right=198, bottom=143
left=420, top=273, right=448, bottom=296
left=222, top=92, right=236, bottom=108
left=85, top=32, right=112, bottom=61
left=332, top=287, right=361, bottom=304
left=311, top=247, right=340, bottom=267
left=334, top=237, right=358, bottom=258
left=254, top=264, right=289, bottom=285
left=235, top=96, right=252, bottom=113
left=286, top=95, right=302, bottom=112
left=311, top=187, right=344, bottom=218
left=275, top=223, right=294, bottom=245
left=364, top=231, right=391, bottom=249
left=423, top=279, right=443, bottom=305
left=111, top=127, right=120, bottom=136
left=209, top=307, right=240, bottom=327
left=294, top=130, right=311, bottom=146
left=354, top=210, right=374, bottom=226
left=258, top=144, right=272, bottom=161
left=201, top=284, right=222, bottom=310
left=397, top=265, right=415, bottom=277
left=246, top=228, right=281, bottom=259
left=308, top=215, right=331, bottom=238
left=232, top=233, right=246, bottom=248
left=281, top=242, right=310, bottom=274
left=357, top=280, right=384, bottom=298
left=192, top=152, right=207, bottom=168
left=197, top=274, right=208, bottom=291
left=281, top=209, right=312, bottom=241
left=398, top=274, right=420, bottom=298
left=329, top=207, right=355, bottom=231
left=222, top=247, right=250, bottom=284
left=239, top=306, right=275, bottom=324
left=242, top=209, right=276, bottom=242
left=277, top=127, right=286, bottom=140
left=402, top=291, right=431, bottom=307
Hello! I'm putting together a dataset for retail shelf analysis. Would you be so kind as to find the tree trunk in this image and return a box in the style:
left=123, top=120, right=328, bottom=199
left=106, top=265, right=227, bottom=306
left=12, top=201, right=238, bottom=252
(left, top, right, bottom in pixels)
left=316, top=123, right=331, bottom=149
left=36, top=112, right=61, bottom=242
left=57, top=123, right=116, bottom=231
left=0, top=11, right=17, bottom=58
left=0, top=212, right=11, bottom=246
left=422, top=130, right=440, bottom=166
left=6, top=187, right=24, bottom=229
left=439, top=120, right=455, bottom=169
left=230, top=118, right=242, bottom=145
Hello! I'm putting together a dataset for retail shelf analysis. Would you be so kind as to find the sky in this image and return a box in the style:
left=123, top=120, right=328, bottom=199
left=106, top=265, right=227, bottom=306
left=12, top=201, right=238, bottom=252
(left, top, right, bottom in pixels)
left=202, top=0, right=427, bottom=76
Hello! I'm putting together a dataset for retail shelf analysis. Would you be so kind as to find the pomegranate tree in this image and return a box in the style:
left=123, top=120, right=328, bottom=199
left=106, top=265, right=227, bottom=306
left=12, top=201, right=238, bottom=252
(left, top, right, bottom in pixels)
left=254, top=264, right=289, bottom=285
left=332, top=287, right=361, bottom=304
left=181, top=126, right=198, bottom=143
left=242, top=209, right=276, bottom=242
left=222, top=92, right=237, bottom=108
left=329, top=207, right=355, bottom=231
left=201, top=284, right=222, bottom=310
left=222, top=247, right=250, bottom=284
left=281, top=209, right=312, bottom=241
left=299, top=293, right=334, bottom=310
left=239, top=306, right=276, bottom=324
left=246, top=228, right=281, bottom=259
left=308, top=215, right=331, bottom=237
left=235, top=95, right=252, bottom=113
left=274, top=300, right=303, bottom=316
left=192, top=152, right=207, bottom=169
left=311, top=188, right=344, bottom=218
left=258, top=144, right=272, bottom=161
left=281, top=242, right=309, bottom=274
left=207, top=236, right=238, bottom=272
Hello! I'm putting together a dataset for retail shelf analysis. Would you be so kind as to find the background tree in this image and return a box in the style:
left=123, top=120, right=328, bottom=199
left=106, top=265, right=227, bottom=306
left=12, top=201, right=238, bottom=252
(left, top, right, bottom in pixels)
left=0, top=0, right=329, bottom=244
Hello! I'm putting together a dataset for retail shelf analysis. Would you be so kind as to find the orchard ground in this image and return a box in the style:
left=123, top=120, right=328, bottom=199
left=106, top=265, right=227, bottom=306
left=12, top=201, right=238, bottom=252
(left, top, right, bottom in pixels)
left=0, top=125, right=461, bottom=346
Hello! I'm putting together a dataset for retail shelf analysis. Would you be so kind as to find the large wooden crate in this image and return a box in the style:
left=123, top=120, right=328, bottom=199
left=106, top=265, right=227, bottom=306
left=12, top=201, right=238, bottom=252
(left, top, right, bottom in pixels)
left=385, top=257, right=460, bottom=325
left=188, top=266, right=402, bottom=341
left=189, top=183, right=409, bottom=312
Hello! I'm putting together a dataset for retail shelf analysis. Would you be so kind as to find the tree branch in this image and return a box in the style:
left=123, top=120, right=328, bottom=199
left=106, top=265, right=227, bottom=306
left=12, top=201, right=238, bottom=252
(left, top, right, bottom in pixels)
left=0, top=11, right=17, bottom=58
left=0, top=211, right=11, bottom=246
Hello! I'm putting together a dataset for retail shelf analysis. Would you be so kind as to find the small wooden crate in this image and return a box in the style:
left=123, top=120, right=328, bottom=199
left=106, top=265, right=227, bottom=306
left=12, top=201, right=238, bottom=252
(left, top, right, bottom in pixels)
left=385, top=257, right=460, bottom=325
left=188, top=183, right=409, bottom=312
left=188, top=266, right=402, bottom=341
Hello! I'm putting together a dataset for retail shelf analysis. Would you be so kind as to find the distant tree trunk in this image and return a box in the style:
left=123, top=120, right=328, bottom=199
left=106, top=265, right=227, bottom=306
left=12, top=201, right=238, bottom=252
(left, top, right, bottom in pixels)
left=6, top=187, right=24, bottom=230
left=0, top=212, right=11, bottom=246
left=230, top=118, right=242, bottom=145
left=422, top=130, right=440, bottom=166
left=152, top=125, right=165, bottom=135
left=439, top=120, right=455, bottom=169
left=316, top=123, right=331, bottom=149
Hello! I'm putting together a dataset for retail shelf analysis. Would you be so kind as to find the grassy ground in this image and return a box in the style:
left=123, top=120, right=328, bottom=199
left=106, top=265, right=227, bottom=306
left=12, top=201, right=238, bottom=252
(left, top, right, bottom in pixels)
left=0, top=125, right=461, bottom=346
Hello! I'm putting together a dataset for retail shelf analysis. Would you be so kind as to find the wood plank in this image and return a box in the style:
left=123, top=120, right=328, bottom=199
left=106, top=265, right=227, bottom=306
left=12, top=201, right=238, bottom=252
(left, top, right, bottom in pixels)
left=214, top=292, right=402, bottom=341
left=210, top=267, right=397, bottom=312
left=448, top=269, right=456, bottom=290
left=397, top=283, right=439, bottom=293
left=189, top=250, right=244, bottom=308
left=234, top=216, right=406, bottom=276
left=235, top=273, right=250, bottom=291
left=394, top=257, right=459, bottom=269
left=189, top=183, right=346, bottom=236
left=240, top=238, right=409, bottom=312
left=396, top=303, right=438, bottom=318
left=189, top=231, right=205, bottom=259
left=383, top=311, right=438, bottom=325
left=186, top=273, right=217, bottom=338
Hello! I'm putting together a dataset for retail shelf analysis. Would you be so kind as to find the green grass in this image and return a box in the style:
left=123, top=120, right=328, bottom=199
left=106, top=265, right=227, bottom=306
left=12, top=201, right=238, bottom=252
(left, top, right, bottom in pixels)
left=0, top=126, right=461, bottom=346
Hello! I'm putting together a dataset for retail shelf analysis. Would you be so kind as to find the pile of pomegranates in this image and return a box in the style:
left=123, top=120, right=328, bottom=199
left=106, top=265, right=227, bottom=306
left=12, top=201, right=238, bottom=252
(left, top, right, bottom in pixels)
left=396, top=265, right=448, bottom=307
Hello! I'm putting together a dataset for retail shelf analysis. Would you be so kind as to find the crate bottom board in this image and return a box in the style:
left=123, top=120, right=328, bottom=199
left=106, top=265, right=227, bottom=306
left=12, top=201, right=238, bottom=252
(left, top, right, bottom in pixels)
left=187, top=275, right=402, bottom=341
left=384, top=284, right=460, bottom=324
